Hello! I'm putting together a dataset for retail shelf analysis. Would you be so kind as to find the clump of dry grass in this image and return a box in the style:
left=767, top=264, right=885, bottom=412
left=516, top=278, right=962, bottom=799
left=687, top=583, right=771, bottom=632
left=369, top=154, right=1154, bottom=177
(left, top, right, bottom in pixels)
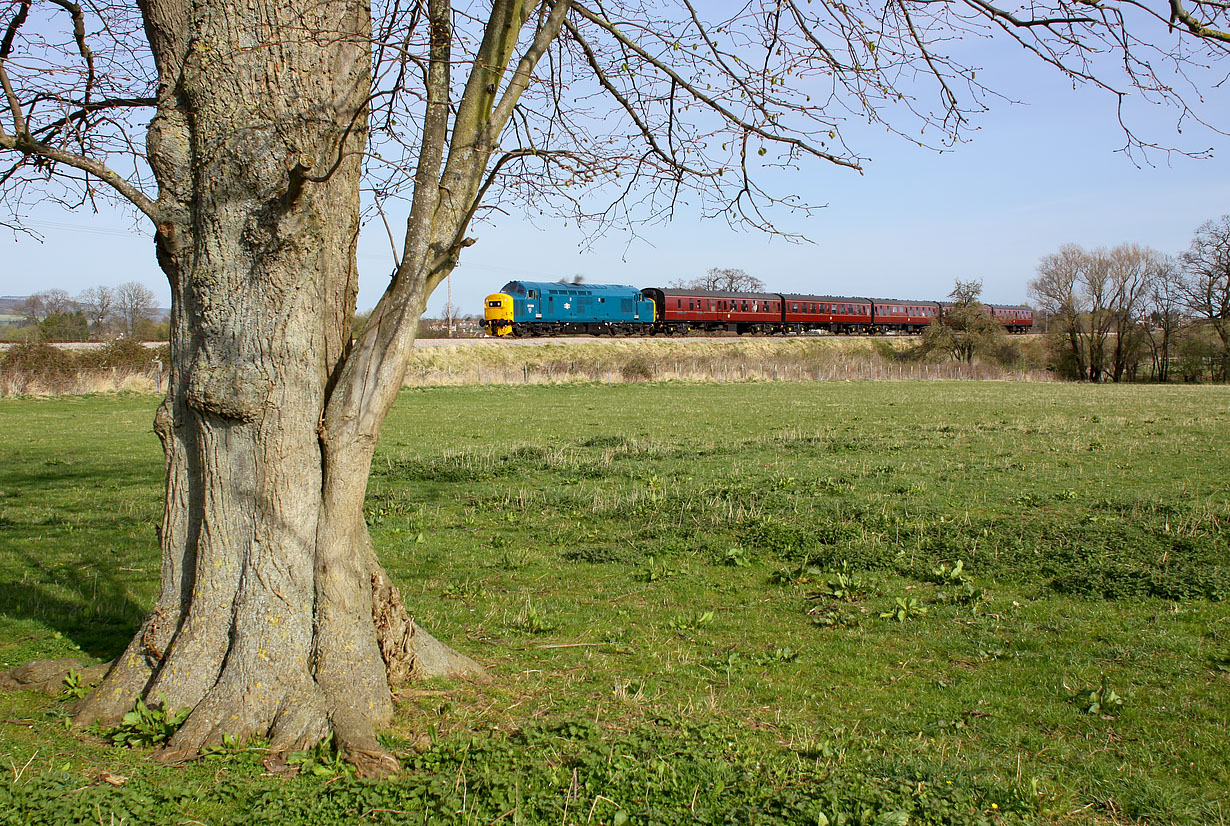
left=0, top=367, right=160, bottom=397
left=0, top=341, right=168, bottom=397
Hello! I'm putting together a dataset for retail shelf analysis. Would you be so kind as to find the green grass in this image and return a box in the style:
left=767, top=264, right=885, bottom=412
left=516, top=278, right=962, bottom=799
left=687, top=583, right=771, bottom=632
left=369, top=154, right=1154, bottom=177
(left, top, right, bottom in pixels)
left=1, top=382, right=1228, bottom=825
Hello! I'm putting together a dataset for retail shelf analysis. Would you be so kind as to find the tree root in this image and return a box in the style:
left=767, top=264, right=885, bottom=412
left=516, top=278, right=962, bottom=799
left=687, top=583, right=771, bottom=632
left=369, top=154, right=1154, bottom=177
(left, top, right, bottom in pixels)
left=0, top=659, right=111, bottom=695
left=331, top=706, right=401, bottom=778
left=372, top=568, right=487, bottom=682
left=154, top=676, right=328, bottom=764
left=8, top=567, right=486, bottom=777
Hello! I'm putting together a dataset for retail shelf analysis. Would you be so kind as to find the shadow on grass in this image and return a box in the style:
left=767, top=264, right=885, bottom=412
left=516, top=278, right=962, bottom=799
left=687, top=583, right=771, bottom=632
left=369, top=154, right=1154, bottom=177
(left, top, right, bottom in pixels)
left=0, top=551, right=147, bottom=660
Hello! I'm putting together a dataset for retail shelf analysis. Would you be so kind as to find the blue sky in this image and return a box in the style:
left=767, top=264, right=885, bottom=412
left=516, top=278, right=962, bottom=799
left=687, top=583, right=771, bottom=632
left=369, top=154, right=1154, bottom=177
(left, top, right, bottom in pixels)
left=3, top=33, right=1226, bottom=317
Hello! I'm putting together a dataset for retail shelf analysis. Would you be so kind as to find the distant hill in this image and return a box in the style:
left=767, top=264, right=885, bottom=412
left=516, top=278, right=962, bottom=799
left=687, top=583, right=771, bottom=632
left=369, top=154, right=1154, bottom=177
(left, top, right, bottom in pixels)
left=0, top=296, right=170, bottom=321
left=0, top=296, right=27, bottom=315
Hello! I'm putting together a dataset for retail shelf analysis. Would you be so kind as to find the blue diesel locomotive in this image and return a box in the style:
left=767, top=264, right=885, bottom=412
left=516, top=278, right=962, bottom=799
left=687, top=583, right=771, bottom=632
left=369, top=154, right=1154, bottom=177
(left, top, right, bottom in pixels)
left=484, top=281, right=656, bottom=336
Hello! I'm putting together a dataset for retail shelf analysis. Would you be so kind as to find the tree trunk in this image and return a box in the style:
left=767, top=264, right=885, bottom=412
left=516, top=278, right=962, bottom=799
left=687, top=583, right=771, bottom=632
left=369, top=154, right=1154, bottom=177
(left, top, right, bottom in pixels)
left=72, top=0, right=481, bottom=775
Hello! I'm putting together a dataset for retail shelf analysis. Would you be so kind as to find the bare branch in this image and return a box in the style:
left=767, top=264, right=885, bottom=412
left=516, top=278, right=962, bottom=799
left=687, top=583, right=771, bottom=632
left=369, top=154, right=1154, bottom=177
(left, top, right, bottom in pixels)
left=0, top=129, right=158, bottom=220
left=571, top=3, right=860, bottom=170
left=1168, top=0, right=1230, bottom=41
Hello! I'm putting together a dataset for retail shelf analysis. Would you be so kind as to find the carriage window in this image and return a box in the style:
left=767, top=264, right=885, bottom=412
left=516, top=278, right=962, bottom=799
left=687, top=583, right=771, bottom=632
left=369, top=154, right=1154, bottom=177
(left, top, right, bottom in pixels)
left=689, top=299, right=694, bottom=310
left=741, top=301, right=748, bottom=312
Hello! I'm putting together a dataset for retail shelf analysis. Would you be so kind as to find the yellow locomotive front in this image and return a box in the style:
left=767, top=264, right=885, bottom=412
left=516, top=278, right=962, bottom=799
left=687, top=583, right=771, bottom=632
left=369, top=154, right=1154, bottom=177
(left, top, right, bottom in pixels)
left=483, top=291, right=514, bottom=336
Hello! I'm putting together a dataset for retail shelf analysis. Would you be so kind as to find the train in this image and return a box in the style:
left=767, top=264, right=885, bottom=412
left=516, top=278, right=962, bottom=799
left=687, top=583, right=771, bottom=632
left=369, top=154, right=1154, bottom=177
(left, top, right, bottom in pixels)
left=482, top=281, right=1034, bottom=337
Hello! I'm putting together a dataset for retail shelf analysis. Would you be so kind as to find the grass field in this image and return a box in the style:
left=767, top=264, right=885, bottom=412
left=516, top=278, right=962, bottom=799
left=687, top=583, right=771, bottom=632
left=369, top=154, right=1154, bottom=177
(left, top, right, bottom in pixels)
left=0, top=382, right=1227, bottom=825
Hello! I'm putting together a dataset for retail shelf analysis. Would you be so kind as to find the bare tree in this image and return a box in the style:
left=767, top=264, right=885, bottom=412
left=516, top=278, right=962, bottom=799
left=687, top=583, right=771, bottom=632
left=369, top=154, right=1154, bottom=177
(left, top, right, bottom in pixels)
left=1031, top=244, right=1160, bottom=381
left=672, top=268, right=766, bottom=293
left=1031, top=245, right=1091, bottom=380
left=113, top=281, right=157, bottom=339
left=1105, top=245, right=1157, bottom=382
left=1142, top=255, right=1185, bottom=382
left=1, top=0, right=1227, bottom=774
left=77, top=285, right=116, bottom=338
left=1181, top=216, right=1230, bottom=381
left=19, top=288, right=74, bottom=324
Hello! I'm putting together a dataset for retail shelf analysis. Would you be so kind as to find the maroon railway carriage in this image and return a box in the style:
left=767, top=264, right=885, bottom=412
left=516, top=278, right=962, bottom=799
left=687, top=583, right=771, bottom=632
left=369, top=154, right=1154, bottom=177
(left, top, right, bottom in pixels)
left=869, top=299, right=940, bottom=334
left=781, top=294, right=873, bottom=334
left=985, top=304, right=1034, bottom=334
left=642, top=288, right=784, bottom=335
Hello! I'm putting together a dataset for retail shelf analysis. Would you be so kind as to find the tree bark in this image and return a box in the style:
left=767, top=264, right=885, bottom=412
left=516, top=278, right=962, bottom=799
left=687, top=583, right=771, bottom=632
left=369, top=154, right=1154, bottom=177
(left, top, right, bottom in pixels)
left=71, top=0, right=482, bottom=776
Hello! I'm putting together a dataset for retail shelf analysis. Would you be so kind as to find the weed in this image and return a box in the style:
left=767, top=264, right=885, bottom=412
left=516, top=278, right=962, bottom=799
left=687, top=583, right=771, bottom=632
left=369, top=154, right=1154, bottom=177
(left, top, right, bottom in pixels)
left=668, top=610, right=715, bottom=633
left=807, top=603, right=860, bottom=628
left=512, top=599, right=556, bottom=634
left=810, top=563, right=875, bottom=602
left=880, top=596, right=928, bottom=622
left=58, top=669, right=90, bottom=700
left=439, top=578, right=486, bottom=600
left=722, top=545, right=753, bottom=567
left=101, top=698, right=190, bottom=747
left=976, top=647, right=1012, bottom=662
left=1072, top=676, right=1125, bottom=716
left=635, top=555, right=679, bottom=582
left=286, top=734, right=354, bottom=778
left=768, top=562, right=824, bottom=585
left=929, top=559, right=985, bottom=605
left=751, top=646, right=799, bottom=665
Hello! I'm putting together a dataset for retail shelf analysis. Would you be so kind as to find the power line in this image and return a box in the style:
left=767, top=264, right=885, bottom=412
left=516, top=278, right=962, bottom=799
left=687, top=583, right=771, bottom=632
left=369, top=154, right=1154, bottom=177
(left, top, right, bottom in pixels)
left=25, top=219, right=150, bottom=239
left=23, top=220, right=570, bottom=283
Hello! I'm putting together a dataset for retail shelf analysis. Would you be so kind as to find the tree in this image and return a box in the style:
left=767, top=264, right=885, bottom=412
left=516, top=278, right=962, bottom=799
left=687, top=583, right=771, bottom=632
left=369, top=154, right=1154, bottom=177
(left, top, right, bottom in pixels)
left=1104, top=245, right=1157, bottom=382
left=1030, top=245, right=1091, bottom=380
left=39, top=310, right=89, bottom=341
left=1180, top=216, right=1230, bottom=381
left=113, top=282, right=157, bottom=339
left=916, top=279, right=1006, bottom=364
left=78, top=286, right=116, bottom=338
left=672, top=268, right=766, bottom=293
left=1030, top=244, right=1161, bottom=382
left=19, top=289, right=74, bottom=325
left=1, top=0, right=1227, bottom=774
left=1142, top=255, right=1185, bottom=383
